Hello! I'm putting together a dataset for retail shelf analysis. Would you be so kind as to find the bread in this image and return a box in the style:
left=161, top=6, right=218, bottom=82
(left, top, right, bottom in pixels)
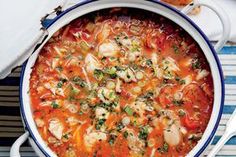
left=162, top=0, right=192, bottom=6
left=161, top=0, right=201, bottom=15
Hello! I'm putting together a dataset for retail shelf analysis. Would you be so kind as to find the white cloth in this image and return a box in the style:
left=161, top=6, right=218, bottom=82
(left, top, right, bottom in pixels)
left=188, top=0, right=236, bottom=42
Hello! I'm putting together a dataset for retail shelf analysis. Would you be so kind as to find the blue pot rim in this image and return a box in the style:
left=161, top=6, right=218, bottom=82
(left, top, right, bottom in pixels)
left=19, top=0, right=225, bottom=157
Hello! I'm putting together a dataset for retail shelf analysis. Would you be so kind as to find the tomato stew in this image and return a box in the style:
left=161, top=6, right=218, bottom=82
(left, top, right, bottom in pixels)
left=30, top=8, right=213, bottom=157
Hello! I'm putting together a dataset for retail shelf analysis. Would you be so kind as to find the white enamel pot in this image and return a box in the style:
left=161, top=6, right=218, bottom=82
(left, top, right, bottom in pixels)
left=11, top=0, right=230, bottom=156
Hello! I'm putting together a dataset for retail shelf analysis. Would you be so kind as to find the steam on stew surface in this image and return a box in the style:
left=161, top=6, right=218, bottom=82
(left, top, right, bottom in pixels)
left=30, top=8, right=213, bottom=157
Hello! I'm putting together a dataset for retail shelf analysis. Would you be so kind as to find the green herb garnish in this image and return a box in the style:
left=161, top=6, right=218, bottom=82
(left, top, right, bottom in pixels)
left=72, top=76, right=86, bottom=88
left=172, top=45, right=179, bottom=54
left=178, top=109, right=186, bottom=117
left=63, top=134, right=69, bottom=139
left=124, top=106, right=133, bottom=116
left=51, top=101, right=59, bottom=109
left=172, top=100, right=184, bottom=106
left=179, top=79, right=186, bottom=85
left=116, top=122, right=125, bottom=131
left=94, top=69, right=104, bottom=81
left=108, top=135, right=117, bottom=145
left=123, top=131, right=129, bottom=138
left=158, top=142, right=169, bottom=154
left=95, top=118, right=106, bottom=130
left=57, top=81, right=63, bottom=88
left=192, top=59, right=201, bottom=69
left=104, top=67, right=117, bottom=79
left=146, top=59, right=153, bottom=67
left=175, top=76, right=186, bottom=85
left=138, top=126, right=149, bottom=140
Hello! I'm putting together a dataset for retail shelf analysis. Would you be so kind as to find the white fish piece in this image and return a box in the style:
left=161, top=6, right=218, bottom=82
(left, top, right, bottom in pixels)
left=121, top=38, right=132, bottom=48
left=97, top=88, right=109, bottom=104
left=184, top=75, right=192, bottom=85
left=84, top=127, right=107, bottom=150
left=98, top=42, right=120, bottom=57
left=181, top=75, right=193, bottom=90
left=161, top=57, right=179, bottom=80
left=48, top=118, right=64, bottom=140
left=66, top=117, right=86, bottom=126
left=153, top=65, right=163, bottom=79
left=117, top=68, right=137, bottom=83
left=64, top=103, right=78, bottom=113
left=156, top=110, right=183, bottom=146
left=84, top=53, right=102, bottom=73
left=51, top=58, right=60, bottom=69
left=44, top=82, right=56, bottom=95
left=174, top=91, right=183, bottom=101
left=150, top=148, right=156, bottom=157
left=164, top=124, right=182, bottom=146
left=162, top=57, right=180, bottom=72
left=151, top=53, right=158, bottom=65
left=180, top=127, right=187, bottom=135
left=116, top=70, right=127, bottom=81
left=127, top=68, right=137, bottom=82
left=122, top=116, right=130, bottom=126
left=126, top=128, right=145, bottom=153
left=127, top=50, right=141, bottom=62
left=115, top=78, right=122, bottom=93
left=127, top=52, right=136, bottom=62
left=95, top=107, right=109, bottom=119
left=35, top=118, right=45, bottom=127
left=131, top=101, right=147, bottom=117
left=65, top=149, right=77, bottom=157
left=44, top=81, right=65, bottom=96
left=196, top=69, right=209, bottom=80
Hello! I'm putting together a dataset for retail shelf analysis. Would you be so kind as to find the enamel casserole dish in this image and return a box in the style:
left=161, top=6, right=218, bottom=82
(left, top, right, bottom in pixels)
left=7, top=0, right=230, bottom=156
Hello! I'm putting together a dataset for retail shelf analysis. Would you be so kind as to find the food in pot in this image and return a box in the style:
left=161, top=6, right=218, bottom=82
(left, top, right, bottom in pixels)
left=30, top=8, right=213, bottom=157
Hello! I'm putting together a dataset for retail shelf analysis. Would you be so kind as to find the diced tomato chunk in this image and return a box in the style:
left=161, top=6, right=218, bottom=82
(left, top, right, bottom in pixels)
left=145, top=33, right=166, bottom=50
left=96, top=143, right=112, bottom=157
left=158, top=94, right=172, bottom=107
left=156, top=35, right=166, bottom=50
left=157, top=85, right=175, bottom=107
left=183, top=114, right=199, bottom=130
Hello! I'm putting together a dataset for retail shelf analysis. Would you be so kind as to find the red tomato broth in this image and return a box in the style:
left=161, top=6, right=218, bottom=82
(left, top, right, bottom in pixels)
left=29, top=8, right=213, bottom=157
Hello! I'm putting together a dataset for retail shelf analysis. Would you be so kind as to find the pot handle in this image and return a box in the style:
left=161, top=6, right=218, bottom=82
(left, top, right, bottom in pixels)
left=10, top=132, right=29, bottom=157
left=181, top=0, right=230, bottom=52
